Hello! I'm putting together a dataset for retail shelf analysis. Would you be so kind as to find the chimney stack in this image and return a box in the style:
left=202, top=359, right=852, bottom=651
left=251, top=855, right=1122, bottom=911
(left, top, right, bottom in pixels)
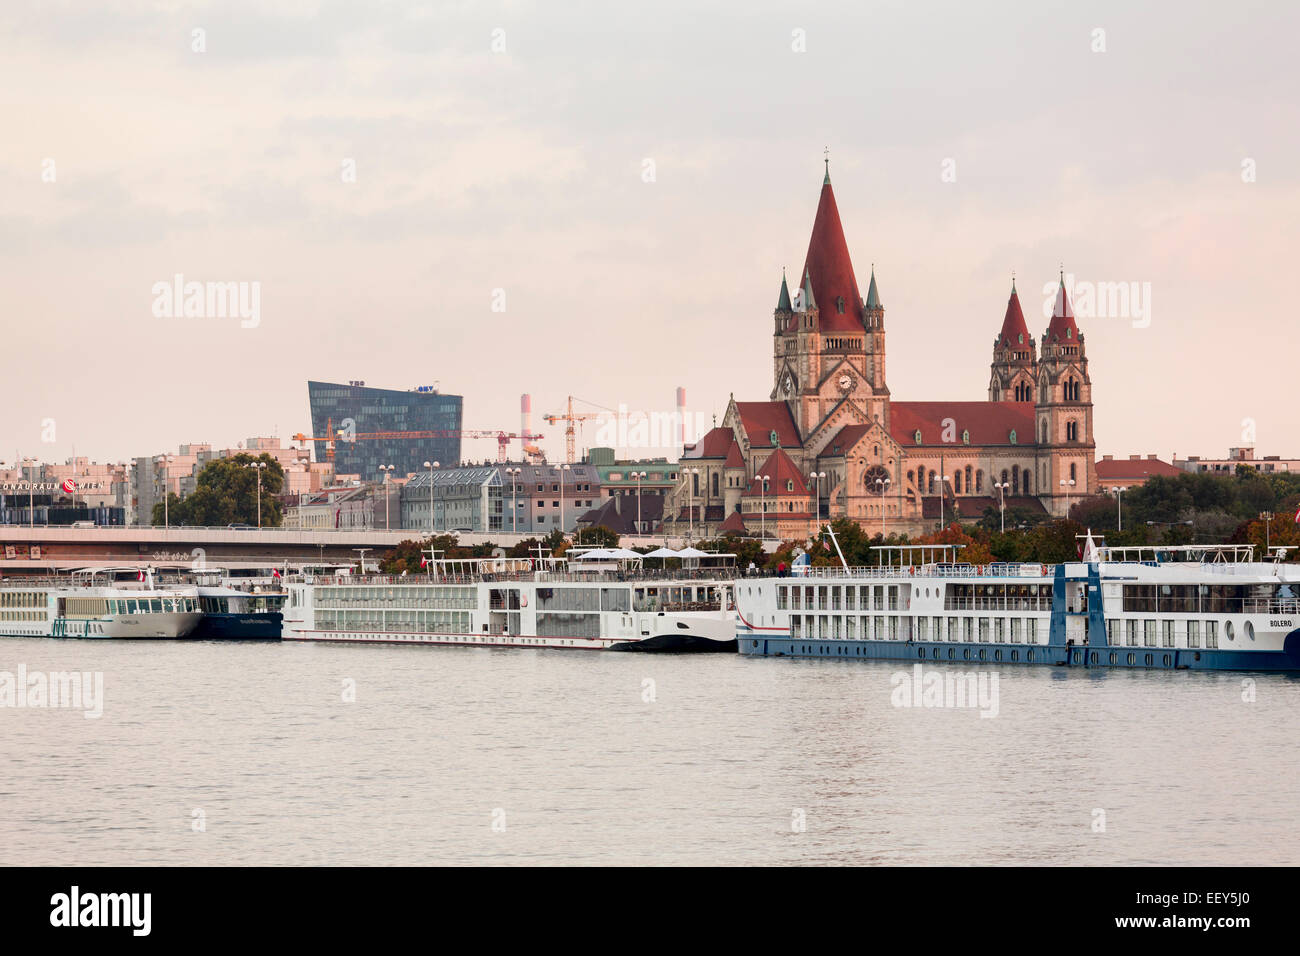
left=676, top=387, right=687, bottom=449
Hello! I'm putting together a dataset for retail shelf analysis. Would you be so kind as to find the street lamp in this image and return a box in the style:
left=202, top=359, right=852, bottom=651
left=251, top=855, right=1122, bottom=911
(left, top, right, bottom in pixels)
left=757, top=474, right=770, bottom=541
left=506, top=467, right=521, bottom=534
left=246, top=460, right=268, bottom=528
left=423, top=461, right=439, bottom=534
left=633, top=470, right=647, bottom=536
left=379, top=465, right=394, bottom=531
left=685, top=467, right=700, bottom=542
left=1115, top=486, right=1128, bottom=532
left=994, top=481, right=1009, bottom=534
left=938, top=474, right=951, bottom=529
left=21, top=457, right=36, bottom=528
left=1059, top=477, right=1076, bottom=518
left=809, top=472, right=825, bottom=529
left=559, top=463, right=571, bottom=535
left=874, top=476, right=891, bottom=539
left=156, top=454, right=175, bottom=530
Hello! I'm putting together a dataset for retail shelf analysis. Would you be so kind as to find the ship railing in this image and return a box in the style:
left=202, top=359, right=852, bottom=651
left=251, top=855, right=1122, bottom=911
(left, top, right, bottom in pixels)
left=942, top=598, right=1053, bottom=612
left=1243, top=599, right=1300, bottom=614
left=298, top=569, right=740, bottom=587
left=781, top=563, right=1043, bottom=580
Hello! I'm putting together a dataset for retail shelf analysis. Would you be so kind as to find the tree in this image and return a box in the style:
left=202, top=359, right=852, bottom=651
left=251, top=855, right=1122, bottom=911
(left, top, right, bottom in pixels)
left=914, top=523, right=993, bottom=565
left=152, top=453, right=285, bottom=527
left=150, top=492, right=184, bottom=525
left=378, top=534, right=499, bottom=574
left=574, top=526, right=619, bottom=548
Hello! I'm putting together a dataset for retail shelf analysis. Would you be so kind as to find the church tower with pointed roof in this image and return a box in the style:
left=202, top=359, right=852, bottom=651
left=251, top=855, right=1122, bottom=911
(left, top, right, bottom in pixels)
left=1033, top=273, right=1096, bottom=514
left=988, top=278, right=1037, bottom=403
left=771, top=162, right=879, bottom=437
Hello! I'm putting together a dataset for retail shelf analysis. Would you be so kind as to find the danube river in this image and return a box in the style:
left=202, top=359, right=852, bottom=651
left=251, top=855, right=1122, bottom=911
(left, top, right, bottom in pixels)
left=2, top=637, right=1296, bottom=865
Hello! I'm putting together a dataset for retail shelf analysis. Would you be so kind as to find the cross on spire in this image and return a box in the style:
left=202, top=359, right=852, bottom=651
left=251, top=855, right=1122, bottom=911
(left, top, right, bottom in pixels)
left=823, top=147, right=830, bottom=184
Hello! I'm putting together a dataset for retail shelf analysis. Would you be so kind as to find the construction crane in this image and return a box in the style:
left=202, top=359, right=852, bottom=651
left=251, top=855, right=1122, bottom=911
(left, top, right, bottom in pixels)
left=543, top=396, right=602, bottom=464
left=291, top=419, right=544, bottom=464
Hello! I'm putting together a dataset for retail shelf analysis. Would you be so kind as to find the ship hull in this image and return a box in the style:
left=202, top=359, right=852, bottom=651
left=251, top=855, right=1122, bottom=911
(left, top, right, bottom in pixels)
left=191, top=612, right=283, bottom=640
left=738, top=633, right=1300, bottom=672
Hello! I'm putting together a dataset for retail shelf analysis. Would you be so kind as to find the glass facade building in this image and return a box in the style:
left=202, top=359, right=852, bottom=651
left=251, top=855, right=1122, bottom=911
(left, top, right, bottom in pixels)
left=307, top=381, right=463, bottom=481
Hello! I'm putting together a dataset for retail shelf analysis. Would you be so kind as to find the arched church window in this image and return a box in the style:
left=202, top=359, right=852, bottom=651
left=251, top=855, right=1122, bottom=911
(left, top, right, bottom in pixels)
left=954, top=472, right=962, bottom=494
left=962, top=430, right=970, bottom=445
left=1070, top=463, right=1077, bottom=482
left=914, top=430, right=922, bottom=444
left=836, top=296, right=845, bottom=314
left=976, top=470, right=984, bottom=493
left=965, top=465, right=972, bottom=491
left=712, top=472, right=719, bottom=497
left=1018, top=333, right=1024, bottom=344
left=1012, top=465, right=1020, bottom=494
left=786, top=479, right=794, bottom=492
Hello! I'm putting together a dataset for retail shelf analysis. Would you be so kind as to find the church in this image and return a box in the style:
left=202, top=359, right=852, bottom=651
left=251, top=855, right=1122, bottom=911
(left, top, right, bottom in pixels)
left=665, top=164, right=1098, bottom=540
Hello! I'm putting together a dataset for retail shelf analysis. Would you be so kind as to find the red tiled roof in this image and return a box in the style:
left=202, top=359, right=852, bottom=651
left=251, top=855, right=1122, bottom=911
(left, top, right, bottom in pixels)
left=800, top=179, right=864, bottom=334
left=890, top=402, right=1035, bottom=447
left=683, top=426, right=736, bottom=459
left=820, top=424, right=872, bottom=457
left=1095, top=457, right=1182, bottom=481
left=724, top=440, right=745, bottom=468
left=736, top=401, right=802, bottom=449
left=997, top=287, right=1031, bottom=350
left=1046, top=279, right=1080, bottom=343
left=718, top=510, right=748, bottom=533
left=744, top=447, right=809, bottom=497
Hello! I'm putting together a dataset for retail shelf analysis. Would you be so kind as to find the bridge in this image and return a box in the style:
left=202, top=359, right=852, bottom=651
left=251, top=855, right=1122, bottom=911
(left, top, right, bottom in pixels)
left=0, top=525, right=717, bottom=573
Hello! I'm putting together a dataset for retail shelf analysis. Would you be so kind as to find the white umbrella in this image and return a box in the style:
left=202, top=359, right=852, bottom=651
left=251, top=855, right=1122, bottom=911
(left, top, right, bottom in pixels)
left=676, top=547, right=709, bottom=557
left=608, top=548, right=643, bottom=559
left=644, top=547, right=680, bottom=558
left=573, top=548, right=614, bottom=560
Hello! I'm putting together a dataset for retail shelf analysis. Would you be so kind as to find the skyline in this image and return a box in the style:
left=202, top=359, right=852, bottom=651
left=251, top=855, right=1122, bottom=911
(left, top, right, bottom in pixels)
left=3, top=1, right=1298, bottom=467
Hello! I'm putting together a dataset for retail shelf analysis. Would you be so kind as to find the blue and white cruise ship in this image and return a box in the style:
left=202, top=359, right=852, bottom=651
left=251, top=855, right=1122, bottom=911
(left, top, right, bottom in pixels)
left=733, top=534, right=1300, bottom=671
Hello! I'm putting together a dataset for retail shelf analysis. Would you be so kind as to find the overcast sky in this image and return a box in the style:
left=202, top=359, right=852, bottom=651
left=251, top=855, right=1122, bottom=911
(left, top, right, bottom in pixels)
left=3, top=0, right=1297, bottom=469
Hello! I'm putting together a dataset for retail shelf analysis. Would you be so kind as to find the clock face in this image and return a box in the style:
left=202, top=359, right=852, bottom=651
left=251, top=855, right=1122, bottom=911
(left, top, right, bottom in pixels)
left=838, top=374, right=853, bottom=392
left=782, top=373, right=794, bottom=396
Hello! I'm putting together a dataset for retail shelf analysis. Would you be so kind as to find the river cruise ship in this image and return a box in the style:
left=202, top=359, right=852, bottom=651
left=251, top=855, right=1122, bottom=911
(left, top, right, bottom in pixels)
left=733, top=534, right=1300, bottom=671
left=282, top=549, right=738, bottom=652
left=189, top=568, right=285, bottom=640
left=0, top=568, right=202, bottom=639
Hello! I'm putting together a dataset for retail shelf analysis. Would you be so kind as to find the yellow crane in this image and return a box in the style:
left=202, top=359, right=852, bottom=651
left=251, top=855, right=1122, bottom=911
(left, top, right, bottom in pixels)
left=543, top=396, right=601, bottom=464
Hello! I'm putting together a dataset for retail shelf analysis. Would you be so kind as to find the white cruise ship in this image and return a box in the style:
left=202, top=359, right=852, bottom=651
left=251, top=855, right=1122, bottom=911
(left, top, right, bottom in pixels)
left=282, top=551, right=738, bottom=652
left=0, top=568, right=202, bottom=639
left=732, top=533, right=1300, bottom=672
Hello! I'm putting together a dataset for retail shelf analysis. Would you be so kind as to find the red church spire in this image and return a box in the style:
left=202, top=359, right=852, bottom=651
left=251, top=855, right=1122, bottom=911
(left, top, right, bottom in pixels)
left=800, top=164, right=864, bottom=334
left=997, top=277, right=1031, bottom=349
left=1046, top=270, right=1080, bottom=343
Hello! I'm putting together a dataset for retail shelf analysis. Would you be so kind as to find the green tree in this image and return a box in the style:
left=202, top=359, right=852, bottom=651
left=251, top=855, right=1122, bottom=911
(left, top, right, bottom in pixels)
left=574, top=525, right=619, bottom=548
left=150, top=453, right=284, bottom=526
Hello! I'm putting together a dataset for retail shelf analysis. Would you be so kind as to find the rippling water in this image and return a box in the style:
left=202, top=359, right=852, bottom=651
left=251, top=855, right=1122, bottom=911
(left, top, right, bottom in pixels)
left=1, top=636, right=1296, bottom=866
